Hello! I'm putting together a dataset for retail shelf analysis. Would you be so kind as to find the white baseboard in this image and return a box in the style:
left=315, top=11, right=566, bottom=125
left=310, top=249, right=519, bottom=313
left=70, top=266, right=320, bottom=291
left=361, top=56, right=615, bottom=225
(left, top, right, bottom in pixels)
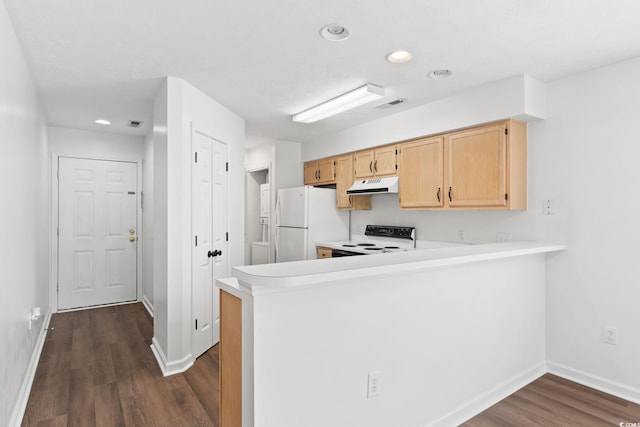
left=150, top=337, right=194, bottom=377
left=427, top=362, right=547, bottom=427
left=9, top=311, right=52, bottom=427
left=141, top=295, right=154, bottom=318
left=547, top=361, right=640, bottom=404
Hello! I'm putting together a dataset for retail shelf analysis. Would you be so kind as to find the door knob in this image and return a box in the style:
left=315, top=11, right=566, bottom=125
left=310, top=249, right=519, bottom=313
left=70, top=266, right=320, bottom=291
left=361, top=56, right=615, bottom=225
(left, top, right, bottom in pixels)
left=208, top=249, right=222, bottom=257
left=129, top=237, right=135, bottom=242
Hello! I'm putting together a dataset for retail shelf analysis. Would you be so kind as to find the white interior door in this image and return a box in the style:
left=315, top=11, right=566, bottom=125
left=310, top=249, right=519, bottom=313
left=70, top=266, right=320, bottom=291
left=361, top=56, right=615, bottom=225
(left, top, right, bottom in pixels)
left=58, top=157, right=138, bottom=310
left=192, top=127, right=228, bottom=358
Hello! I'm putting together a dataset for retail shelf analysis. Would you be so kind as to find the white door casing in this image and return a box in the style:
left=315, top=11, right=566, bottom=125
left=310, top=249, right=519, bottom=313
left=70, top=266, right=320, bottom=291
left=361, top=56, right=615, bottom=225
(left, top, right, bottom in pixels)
left=58, top=157, right=138, bottom=310
left=192, top=126, right=229, bottom=358
left=211, top=137, right=229, bottom=338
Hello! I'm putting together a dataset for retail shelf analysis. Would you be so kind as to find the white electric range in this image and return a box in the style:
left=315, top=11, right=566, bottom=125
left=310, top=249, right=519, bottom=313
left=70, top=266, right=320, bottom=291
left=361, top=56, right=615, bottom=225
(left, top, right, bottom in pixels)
left=320, top=225, right=416, bottom=256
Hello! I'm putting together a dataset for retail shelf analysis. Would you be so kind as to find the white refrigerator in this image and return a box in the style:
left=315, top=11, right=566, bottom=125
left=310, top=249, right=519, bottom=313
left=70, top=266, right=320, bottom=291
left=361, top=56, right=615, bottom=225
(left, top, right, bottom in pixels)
left=275, top=186, right=349, bottom=262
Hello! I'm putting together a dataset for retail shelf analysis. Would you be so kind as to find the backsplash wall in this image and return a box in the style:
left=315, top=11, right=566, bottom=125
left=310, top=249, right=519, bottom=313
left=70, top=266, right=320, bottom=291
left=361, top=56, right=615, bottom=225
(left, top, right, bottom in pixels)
left=350, top=194, right=540, bottom=244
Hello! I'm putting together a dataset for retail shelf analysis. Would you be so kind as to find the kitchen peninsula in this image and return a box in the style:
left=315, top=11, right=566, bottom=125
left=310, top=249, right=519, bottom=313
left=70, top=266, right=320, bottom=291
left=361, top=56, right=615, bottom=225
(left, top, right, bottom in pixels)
left=216, top=241, right=566, bottom=427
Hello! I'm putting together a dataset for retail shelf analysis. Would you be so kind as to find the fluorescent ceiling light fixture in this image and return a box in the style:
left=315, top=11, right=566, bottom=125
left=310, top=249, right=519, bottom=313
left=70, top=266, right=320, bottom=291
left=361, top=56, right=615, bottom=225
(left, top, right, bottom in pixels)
left=386, top=50, right=413, bottom=63
left=94, top=119, right=111, bottom=125
left=293, top=83, right=385, bottom=123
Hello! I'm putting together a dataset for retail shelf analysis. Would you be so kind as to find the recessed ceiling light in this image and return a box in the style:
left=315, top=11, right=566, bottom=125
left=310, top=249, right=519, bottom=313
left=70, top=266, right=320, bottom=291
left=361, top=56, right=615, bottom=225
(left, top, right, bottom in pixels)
left=386, top=50, right=413, bottom=63
left=319, top=24, right=350, bottom=41
left=428, top=69, right=453, bottom=79
left=94, top=119, right=111, bottom=125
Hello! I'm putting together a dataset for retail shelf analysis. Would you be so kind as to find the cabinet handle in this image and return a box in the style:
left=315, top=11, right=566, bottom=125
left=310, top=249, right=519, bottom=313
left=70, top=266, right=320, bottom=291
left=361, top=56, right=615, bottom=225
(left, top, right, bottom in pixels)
left=316, top=170, right=319, bottom=180
left=437, top=187, right=441, bottom=202
left=318, top=170, right=321, bottom=180
left=374, top=160, right=377, bottom=172
left=349, top=195, right=352, bottom=205
left=448, top=186, right=452, bottom=202
left=369, top=161, right=373, bottom=173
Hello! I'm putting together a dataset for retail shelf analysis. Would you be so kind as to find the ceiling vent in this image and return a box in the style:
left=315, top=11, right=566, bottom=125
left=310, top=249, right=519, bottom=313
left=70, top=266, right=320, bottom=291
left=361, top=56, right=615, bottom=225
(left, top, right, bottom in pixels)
left=375, top=98, right=407, bottom=109
left=127, top=120, right=143, bottom=128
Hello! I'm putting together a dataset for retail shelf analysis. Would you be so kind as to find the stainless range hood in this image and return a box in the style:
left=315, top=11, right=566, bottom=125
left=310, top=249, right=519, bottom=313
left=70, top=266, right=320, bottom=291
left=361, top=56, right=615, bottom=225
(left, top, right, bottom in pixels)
left=346, top=176, right=398, bottom=195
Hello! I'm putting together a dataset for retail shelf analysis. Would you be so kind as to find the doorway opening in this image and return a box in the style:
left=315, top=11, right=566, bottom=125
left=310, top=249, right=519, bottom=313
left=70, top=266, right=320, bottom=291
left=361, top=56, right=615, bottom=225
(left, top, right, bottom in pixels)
left=245, top=167, right=271, bottom=265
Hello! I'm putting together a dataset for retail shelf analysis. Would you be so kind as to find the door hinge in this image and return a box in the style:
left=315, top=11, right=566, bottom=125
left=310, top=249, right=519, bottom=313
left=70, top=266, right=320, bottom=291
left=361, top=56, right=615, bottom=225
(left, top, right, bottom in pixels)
left=226, top=162, right=229, bottom=172
left=395, top=164, right=398, bottom=170
left=195, top=235, right=198, bottom=246
left=505, top=193, right=509, bottom=201
left=226, top=232, right=229, bottom=241
left=57, top=169, right=59, bottom=179
left=195, top=152, right=198, bottom=163
left=505, top=128, right=508, bottom=135
left=195, top=319, right=198, bottom=330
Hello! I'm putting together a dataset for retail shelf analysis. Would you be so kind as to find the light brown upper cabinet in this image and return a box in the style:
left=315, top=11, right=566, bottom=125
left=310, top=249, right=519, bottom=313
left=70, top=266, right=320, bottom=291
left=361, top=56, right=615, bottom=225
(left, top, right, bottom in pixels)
left=354, top=145, right=397, bottom=179
left=335, top=154, right=371, bottom=210
left=445, top=119, right=526, bottom=210
left=398, top=136, right=444, bottom=209
left=304, top=157, right=335, bottom=185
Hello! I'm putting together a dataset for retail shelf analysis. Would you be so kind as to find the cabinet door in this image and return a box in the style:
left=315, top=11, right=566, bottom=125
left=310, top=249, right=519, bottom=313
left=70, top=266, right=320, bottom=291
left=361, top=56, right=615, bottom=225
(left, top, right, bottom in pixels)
left=335, top=154, right=371, bottom=210
left=446, top=123, right=507, bottom=207
left=373, top=145, right=397, bottom=177
left=353, top=150, right=375, bottom=179
left=317, top=247, right=332, bottom=258
left=317, top=157, right=335, bottom=184
left=304, top=161, right=318, bottom=185
left=398, top=137, right=444, bottom=208
left=335, top=155, right=354, bottom=209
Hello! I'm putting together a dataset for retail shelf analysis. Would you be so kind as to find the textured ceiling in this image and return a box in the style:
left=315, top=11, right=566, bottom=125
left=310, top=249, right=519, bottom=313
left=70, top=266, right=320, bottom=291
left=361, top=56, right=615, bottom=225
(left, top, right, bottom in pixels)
left=4, top=0, right=640, bottom=143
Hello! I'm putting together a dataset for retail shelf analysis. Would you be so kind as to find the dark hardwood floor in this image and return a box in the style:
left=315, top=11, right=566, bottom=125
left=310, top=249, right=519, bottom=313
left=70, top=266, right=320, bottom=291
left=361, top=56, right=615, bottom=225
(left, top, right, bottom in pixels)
left=22, top=303, right=219, bottom=427
left=462, top=374, right=640, bottom=427
left=23, top=303, right=640, bottom=426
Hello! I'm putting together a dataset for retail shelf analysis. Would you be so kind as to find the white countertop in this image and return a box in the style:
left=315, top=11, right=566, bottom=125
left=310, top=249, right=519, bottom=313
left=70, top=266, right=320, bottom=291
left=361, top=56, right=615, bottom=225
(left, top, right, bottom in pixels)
left=218, top=241, right=567, bottom=296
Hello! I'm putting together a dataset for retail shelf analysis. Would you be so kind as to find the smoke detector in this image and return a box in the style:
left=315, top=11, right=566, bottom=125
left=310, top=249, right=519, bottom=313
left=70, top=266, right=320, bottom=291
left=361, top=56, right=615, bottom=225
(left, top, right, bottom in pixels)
left=319, top=24, right=351, bottom=41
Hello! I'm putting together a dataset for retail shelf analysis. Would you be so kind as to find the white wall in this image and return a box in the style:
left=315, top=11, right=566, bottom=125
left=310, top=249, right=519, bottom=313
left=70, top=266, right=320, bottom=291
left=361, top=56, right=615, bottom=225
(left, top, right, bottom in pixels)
left=251, top=255, right=547, bottom=426
left=152, top=79, right=170, bottom=364
left=48, top=126, right=144, bottom=160
left=152, top=76, right=245, bottom=374
left=302, top=74, right=546, bottom=161
left=0, top=2, right=49, bottom=425
left=302, top=56, right=640, bottom=401
left=142, top=131, right=154, bottom=313
left=535, top=57, right=640, bottom=400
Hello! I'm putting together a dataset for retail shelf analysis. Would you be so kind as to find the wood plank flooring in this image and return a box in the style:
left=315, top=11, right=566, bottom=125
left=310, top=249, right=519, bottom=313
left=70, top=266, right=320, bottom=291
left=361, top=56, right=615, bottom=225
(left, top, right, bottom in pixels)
left=22, top=303, right=219, bottom=427
left=23, top=303, right=640, bottom=426
left=462, top=374, right=640, bottom=427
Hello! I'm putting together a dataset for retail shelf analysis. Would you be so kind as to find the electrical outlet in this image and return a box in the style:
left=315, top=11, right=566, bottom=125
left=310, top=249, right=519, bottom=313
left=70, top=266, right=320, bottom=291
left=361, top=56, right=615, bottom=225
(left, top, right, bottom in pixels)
left=603, top=326, right=618, bottom=345
left=543, top=199, right=555, bottom=215
left=367, top=371, right=380, bottom=398
left=497, top=232, right=512, bottom=242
